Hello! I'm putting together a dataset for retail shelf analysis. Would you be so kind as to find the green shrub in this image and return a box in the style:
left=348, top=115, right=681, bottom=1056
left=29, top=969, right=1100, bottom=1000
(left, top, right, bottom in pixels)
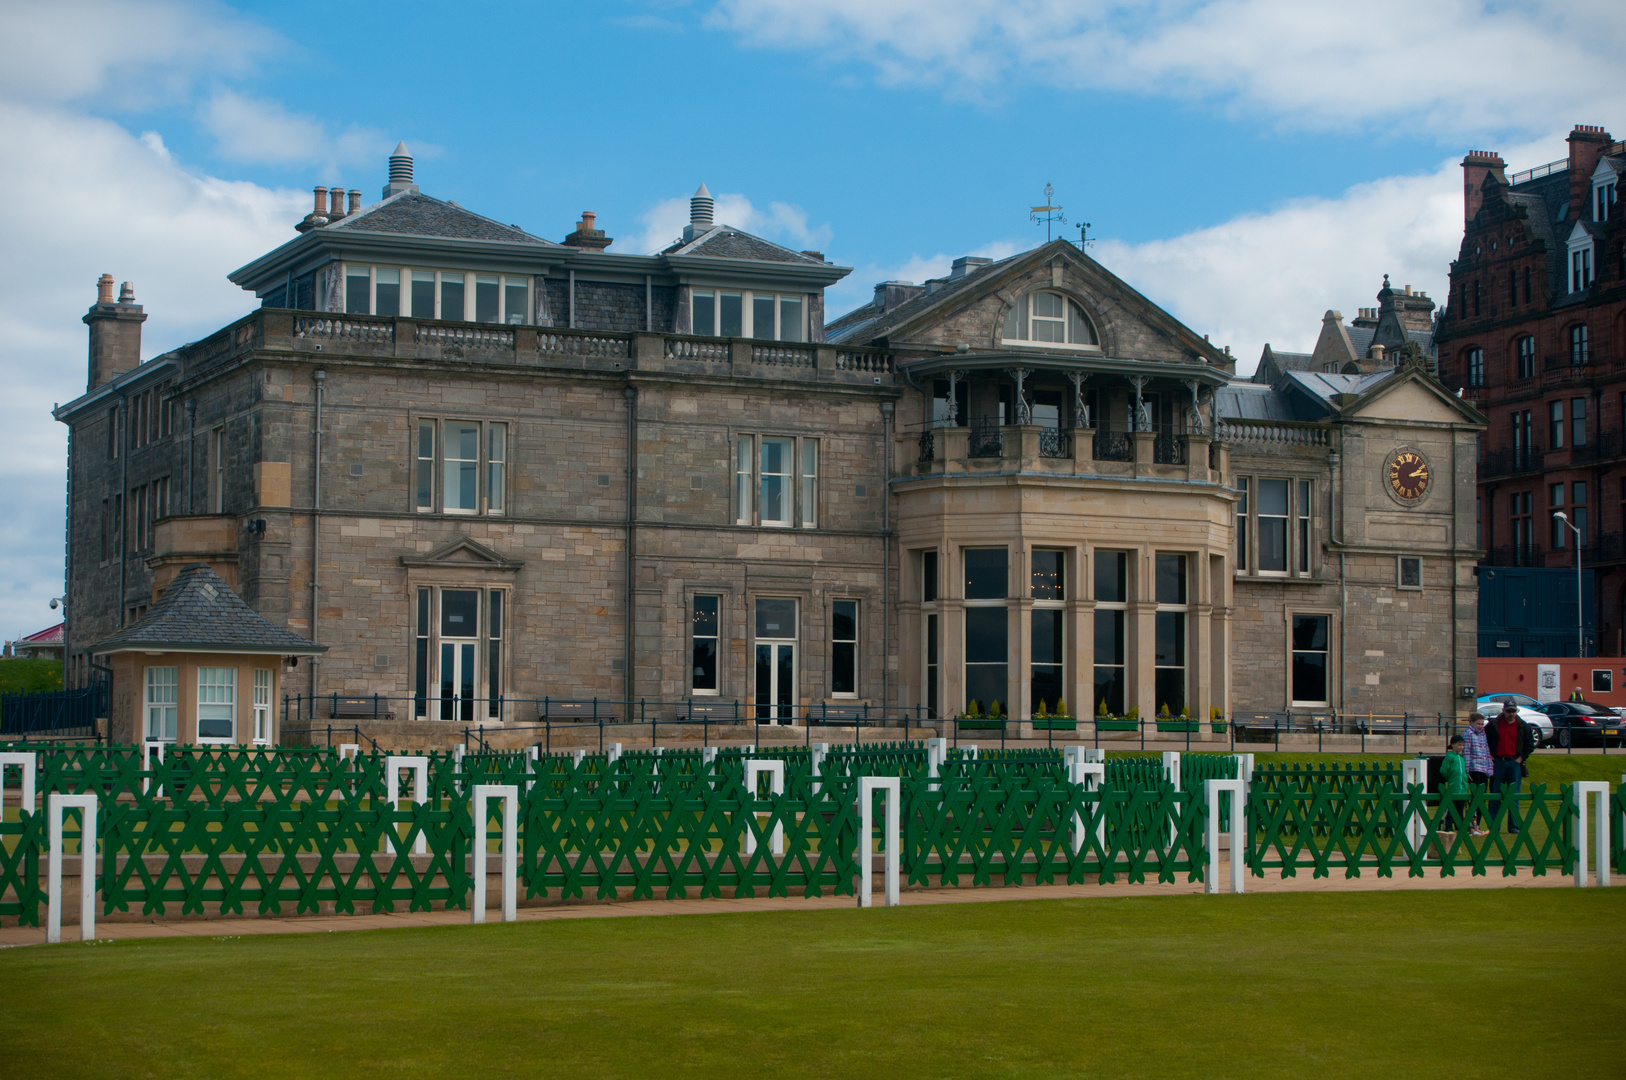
left=0, top=658, right=63, bottom=696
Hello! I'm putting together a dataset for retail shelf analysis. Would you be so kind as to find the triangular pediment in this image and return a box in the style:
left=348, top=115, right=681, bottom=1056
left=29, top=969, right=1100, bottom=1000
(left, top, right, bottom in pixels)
left=1346, top=369, right=1485, bottom=426
left=399, top=536, right=524, bottom=570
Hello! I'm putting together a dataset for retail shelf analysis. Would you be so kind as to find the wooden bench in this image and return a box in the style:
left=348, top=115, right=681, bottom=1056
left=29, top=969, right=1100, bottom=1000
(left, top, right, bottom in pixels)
left=326, top=696, right=395, bottom=721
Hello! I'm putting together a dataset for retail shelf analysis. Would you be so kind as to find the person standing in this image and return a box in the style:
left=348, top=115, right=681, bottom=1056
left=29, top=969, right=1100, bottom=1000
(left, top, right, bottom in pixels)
left=1463, top=711, right=1492, bottom=829
left=1486, top=701, right=1535, bottom=834
left=1440, top=734, right=1476, bottom=837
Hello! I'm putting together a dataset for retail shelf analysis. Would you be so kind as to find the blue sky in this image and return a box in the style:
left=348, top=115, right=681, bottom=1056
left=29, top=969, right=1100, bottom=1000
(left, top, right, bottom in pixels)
left=0, top=0, right=1622, bottom=639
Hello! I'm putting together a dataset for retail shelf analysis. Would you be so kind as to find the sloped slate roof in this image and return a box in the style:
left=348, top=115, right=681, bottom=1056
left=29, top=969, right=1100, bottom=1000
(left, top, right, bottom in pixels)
left=828, top=255, right=1014, bottom=344
left=331, top=191, right=552, bottom=246
left=663, top=226, right=826, bottom=264
left=91, top=564, right=325, bottom=656
left=1347, top=326, right=1375, bottom=357
left=1216, top=383, right=1304, bottom=422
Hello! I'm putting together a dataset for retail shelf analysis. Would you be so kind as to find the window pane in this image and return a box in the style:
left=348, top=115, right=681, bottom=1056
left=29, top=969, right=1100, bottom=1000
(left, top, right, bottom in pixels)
left=1291, top=615, right=1329, bottom=703
left=486, top=423, right=506, bottom=514
left=411, top=272, right=435, bottom=318
left=197, top=667, right=235, bottom=740
left=965, top=548, right=1008, bottom=599
left=1032, top=315, right=1066, bottom=342
left=922, top=551, right=939, bottom=603
left=475, top=274, right=500, bottom=323
left=1155, top=554, right=1187, bottom=605
left=692, top=595, right=719, bottom=692
left=1032, top=292, right=1063, bottom=318
left=489, top=589, right=503, bottom=639
left=965, top=608, right=1008, bottom=664
left=1094, top=664, right=1124, bottom=717
left=376, top=268, right=400, bottom=317
left=444, top=422, right=479, bottom=511
left=693, top=291, right=715, bottom=335
left=1032, top=609, right=1063, bottom=664
left=833, top=600, right=857, bottom=642
left=346, top=270, right=370, bottom=314
left=779, top=297, right=803, bottom=342
left=1259, top=519, right=1287, bottom=572
left=416, top=421, right=434, bottom=510
left=504, top=279, right=527, bottom=324
left=720, top=292, right=742, bottom=337
left=756, top=597, right=796, bottom=639
left=440, top=274, right=465, bottom=321
left=1031, top=550, right=1064, bottom=600
left=441, top=589, right=478, bottom=637
left=693, top=594, right=719, bottom=638
left=752, top=295, right=775, bottom=339
left=1258, top=478, right=1288, bottom=517
left=1094, top=551, right=1127, bottom=603
left=800, top=439, right=817, bottom=527
left=735, top=436, right=752, bottom=524
left=1094, top=608, right=1124, bottom=666
left=760, top=437, right=792, bottom=525
left=416, top=588, right=430, bottom=635
left=1068, top=301, right=1095, bottom=344
left=1155, top=611, right=1185, bottom=666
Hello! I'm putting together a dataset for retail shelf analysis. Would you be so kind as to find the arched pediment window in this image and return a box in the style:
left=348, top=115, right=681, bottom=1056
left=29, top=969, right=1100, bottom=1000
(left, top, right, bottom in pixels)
left=1001, top=291, right=1098, bottom=348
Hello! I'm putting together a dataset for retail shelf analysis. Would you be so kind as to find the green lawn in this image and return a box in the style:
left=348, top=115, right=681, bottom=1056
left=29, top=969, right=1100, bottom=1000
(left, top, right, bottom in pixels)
left=1111, top=749, right=1625, bottom=790
left=1, top=890, right=1620, bottom=1079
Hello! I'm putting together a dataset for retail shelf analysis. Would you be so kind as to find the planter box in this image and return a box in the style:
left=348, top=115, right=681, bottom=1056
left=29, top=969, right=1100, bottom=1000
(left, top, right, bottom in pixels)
left=1093, top=718, right=1137, bottom=732
left=1031, top=718, right=1077, bottom=731
left=1156, top=720, right=1200, bottom=733
left=1210, top=721, right=1228, bottom=734
left=956, top=718, right=1007, bottom=730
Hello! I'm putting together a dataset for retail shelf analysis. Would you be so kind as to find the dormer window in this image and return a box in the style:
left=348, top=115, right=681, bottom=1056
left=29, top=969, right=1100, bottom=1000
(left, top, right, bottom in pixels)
left=691, top=289, right=805, bottom=341
left=1001, top=292, right=1098, bottom=349
left=1592, top=158, right=1617, bottom=222
left=342, top=263, right=530, bottom=323
left=1566, top=222, right=1594, bottom=294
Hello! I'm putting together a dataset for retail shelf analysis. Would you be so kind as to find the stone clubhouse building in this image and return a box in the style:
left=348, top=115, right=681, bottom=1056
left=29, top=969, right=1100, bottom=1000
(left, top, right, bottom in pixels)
left=54, top=146, right=1486, bottom=745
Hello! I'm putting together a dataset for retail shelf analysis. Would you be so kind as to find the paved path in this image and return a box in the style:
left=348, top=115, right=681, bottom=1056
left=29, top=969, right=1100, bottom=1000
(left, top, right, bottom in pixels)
left=2, top=863, right=1605, bottom=949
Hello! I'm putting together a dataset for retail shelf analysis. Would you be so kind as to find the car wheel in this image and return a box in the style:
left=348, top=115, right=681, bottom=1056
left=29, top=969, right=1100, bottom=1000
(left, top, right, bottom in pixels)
left=1557, top=728, right=1571, bottom=749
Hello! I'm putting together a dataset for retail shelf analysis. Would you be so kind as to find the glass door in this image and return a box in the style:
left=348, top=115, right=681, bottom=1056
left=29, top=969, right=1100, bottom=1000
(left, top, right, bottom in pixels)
left=439, top=589, right=479, bottom=723
left=754, top=598, right=797, bottom=723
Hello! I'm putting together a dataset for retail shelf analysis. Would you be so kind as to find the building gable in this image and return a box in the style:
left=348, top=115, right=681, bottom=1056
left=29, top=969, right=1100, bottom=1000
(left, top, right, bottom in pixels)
left=1348, top=376, right=1480, bottom=425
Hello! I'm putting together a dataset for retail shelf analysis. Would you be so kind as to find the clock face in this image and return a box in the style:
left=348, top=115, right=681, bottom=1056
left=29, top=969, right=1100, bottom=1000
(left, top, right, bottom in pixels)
left=1386, top=450, right=1431, bottom=502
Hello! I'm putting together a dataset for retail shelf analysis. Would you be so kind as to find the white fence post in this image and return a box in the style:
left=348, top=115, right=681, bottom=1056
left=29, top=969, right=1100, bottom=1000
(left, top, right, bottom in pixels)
left=1067, top=758, right=1106, bottom=856
left=857, top=776, right=901, bottom=908
left=384, top=755, right=430, bottom=855
left=140, top=741, right=166, bottom=797
left=1573, top=781, right=1610, bottom=888
left=926, top=738, right=946, bottom=780
left=572, top=748, right=587, bottom=768
left=607, top=742, right=622, bottom=764
left=338, top=743, right=359, bottom=763
left=0, top=751, right=37, bottom=817
left=743, top=759, right=786, bottom=856
left=962, top=744, right=978, bottom=760
left=810, top=742, right=829, bottom=794
left=470, top=784, right=518, bottom=924
left=47, top=792, right=98, bottom=944
left=701, top=746, right=718, bottom=769
left=1083, top=748, right=1105, bottom=764
left=1204, top=778, right=1246, bottom=896
left=1163, top=751, right=1182, bottom=847
left=1402, top=758, right=1428, bottom=854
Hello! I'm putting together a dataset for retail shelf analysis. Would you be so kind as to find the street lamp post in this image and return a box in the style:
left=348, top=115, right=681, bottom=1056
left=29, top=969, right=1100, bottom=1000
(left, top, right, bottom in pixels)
left=1552, top=511, right=1583, bottom=657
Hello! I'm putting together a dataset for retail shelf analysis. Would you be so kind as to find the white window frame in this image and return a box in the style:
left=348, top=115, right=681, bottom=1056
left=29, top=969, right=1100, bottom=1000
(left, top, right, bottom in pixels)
left=831, top=598, right=858, bottom=700
left=691, top=593, right=721, bottom=696
left=1287, top=611, right=1334, bottom=708
left=1000, top=291, right=1100, bottom=351
left=341, top=265, right=532, bottom=324
left=734, top=434, right=817, bottom=529
left=196, top=667, right=236, bottom=745
left=252, top=668, right=272, bottom=745
left=1592, top=158, right=1617, bottom=223
left=413, top=586, right=510, bottom=722
left=413, top=417, right=507, bottom=516
left=691, top=288, right=806, bottom=341
left=144, top=666, right=177, bottom=743
left=1237, top=474, right=1312, bottom=578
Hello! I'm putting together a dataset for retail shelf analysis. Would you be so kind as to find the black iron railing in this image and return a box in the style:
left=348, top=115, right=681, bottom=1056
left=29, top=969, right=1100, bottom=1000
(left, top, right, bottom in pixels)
left=968, top=417, right=1004, bottom=458
left=1093, top=428, right=1132, bottom=462
left=1480, top=446, right=1543, bottom=478
left=918, top=428, right=935, bottom=462
left=1038, top=427, right=1071, bottom=458
left=1153, top=433, right=1186, bottom=465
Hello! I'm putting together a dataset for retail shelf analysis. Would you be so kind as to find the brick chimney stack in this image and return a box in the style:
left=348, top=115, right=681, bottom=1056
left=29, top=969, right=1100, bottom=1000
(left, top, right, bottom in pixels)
left=84, top=273, right=146, bottom=391
left=1461, top=150, right=1506, bottom=223
left=1567, top=125, right=1613, bottom=223
left=561, top=210, right=612, bottom=250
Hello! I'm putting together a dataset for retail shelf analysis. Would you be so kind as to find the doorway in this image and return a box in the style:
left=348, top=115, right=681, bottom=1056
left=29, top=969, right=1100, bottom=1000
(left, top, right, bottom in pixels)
left=754, top=598, right=797, bottom=723
left=439, top=588, right=479, bottom=723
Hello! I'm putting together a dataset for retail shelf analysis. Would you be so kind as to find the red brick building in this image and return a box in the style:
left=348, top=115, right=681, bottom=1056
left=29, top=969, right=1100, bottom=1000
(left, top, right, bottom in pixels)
left=1437, top=125, right=1626, bottom=655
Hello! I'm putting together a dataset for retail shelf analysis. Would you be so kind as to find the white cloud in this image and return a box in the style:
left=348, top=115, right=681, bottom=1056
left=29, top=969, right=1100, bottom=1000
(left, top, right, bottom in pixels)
left=1092, top=132, right=1563, bottom=371
left=200, top=88, right=389, bottom=169
left=0, top=100, right=305, bottom=638
left=0, top=0, right=282, bottom=109
left=708, top=0, right=1626, bottom=137
left=628, top=190, right=833, bottom=255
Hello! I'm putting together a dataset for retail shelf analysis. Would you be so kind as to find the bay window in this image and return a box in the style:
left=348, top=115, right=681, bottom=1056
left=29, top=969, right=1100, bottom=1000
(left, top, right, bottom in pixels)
left=1093, top=550, right=1128, bottom=716
left=1030, top=550, right=1064, bottom=716
left=1154, top=553, right=1188, bottom=717
left=964, top=548, right=1008, bottom=715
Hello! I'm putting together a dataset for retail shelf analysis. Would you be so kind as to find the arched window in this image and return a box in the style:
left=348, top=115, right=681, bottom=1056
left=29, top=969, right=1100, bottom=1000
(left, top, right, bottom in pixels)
left=1002, top=292, right=1098, bottom=348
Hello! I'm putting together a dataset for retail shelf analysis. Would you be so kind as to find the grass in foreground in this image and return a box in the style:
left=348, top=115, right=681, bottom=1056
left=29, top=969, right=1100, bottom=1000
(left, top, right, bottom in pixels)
left=1, top=889, right=1620, bottom=1079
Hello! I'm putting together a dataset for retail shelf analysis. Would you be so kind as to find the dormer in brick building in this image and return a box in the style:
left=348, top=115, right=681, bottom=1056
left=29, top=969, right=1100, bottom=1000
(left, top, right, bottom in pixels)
left=83, top=274, right=146, bottom=392
left=1462, top=150, right=1506, bottom=224
left=1566, top=125, right=1613, bottom=224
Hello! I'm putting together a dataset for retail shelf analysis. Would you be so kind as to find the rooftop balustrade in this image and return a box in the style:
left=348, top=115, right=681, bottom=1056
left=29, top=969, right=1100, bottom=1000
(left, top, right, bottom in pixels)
left=177, top=308, right=895, bottom=387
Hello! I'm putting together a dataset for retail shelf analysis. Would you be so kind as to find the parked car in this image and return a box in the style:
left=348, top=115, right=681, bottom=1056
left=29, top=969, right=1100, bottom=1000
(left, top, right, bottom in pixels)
left=1540, top=701, right=1626, bottom=748
left=1475, top=693, right=1555, bottom=747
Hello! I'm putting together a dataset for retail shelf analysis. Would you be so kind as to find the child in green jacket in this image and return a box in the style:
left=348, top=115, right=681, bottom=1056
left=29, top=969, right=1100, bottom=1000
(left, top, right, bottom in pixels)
left=1440, top=735, right=1478, bottom=836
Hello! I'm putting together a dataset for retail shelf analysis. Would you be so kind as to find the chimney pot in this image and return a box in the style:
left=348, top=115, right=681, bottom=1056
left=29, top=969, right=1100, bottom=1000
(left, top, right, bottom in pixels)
left=347, top=189, right=361, bottom=214
left=580, top=211, right=596, bottom=231
left=313, top=186, right=327, bottom=215
left=119, top=282, right=134, bottom=303
left=329, top=188, right=344, bottom=217
left=97, top=273, right=114, bottom=304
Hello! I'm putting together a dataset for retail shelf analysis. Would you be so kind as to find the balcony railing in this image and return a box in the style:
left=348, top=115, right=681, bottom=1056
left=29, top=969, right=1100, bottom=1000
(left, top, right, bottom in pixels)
left=1038, top=427, right=1071, bottom=459
left=1479, top=446, right=1544, bottom=479
left=294, top=316, right=394, bottom=346
left=968, top=417, right=1004, bottom=458
left=1153, top=433, right=1185, bottom=465
left=918, top=428, right=935, bottom=463
left=1214, top=420, right=1331, bottom=447
left=1483, top=542, right=1546, bottom=568
left=1093, top=428, right=1132, bottom=462
left=1595, top=531, right=1626, bottom=564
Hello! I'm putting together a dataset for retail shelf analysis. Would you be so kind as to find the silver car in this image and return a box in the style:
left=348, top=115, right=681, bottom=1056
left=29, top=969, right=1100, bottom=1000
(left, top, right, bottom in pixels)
left=1476, top=693, right=1554, bottom=747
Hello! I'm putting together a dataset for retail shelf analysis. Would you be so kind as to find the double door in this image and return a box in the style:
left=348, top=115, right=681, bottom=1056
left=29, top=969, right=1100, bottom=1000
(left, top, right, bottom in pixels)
left=754, top=597, right=797, bottom=723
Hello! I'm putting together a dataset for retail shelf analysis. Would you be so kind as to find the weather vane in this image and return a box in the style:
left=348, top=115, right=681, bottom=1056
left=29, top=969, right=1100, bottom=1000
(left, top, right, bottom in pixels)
left=1030, top=183, right=1066, bottom=242
left=1077, top=221, right=1094, bottom=252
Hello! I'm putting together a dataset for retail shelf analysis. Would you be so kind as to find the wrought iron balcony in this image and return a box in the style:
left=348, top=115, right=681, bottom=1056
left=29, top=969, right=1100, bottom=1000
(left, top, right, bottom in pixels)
left=968, top=417, right=1004, bottom=458
left=1093, top=428, right=1132, bottom=462
left=1153, top=433, right=1186, bottom=465
left=1478, top=447, right=1543, bottom=479
left=1038, top=427, right=1072, bottom=459
left=918, top=428, right=935, bottom=463
left=1482, top=542, right=1546, bottom=567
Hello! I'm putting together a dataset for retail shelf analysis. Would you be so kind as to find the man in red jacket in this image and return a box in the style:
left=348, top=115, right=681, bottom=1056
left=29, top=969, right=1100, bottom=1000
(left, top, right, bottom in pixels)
left=1486, top=700, right=1536, bottom=834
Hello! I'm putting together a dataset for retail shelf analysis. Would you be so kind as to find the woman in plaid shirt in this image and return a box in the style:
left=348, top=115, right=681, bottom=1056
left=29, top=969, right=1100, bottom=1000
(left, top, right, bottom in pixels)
left=1463, top=712, right=1493, bottom=835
